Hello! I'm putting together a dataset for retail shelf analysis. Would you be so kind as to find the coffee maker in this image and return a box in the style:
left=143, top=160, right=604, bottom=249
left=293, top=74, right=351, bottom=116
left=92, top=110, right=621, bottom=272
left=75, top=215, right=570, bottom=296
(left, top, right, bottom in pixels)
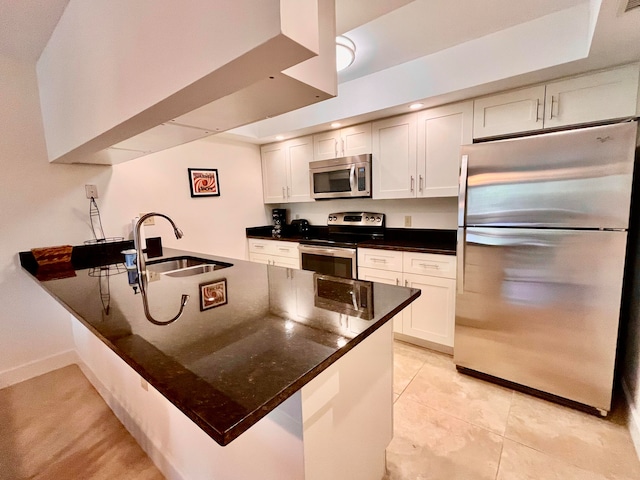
left=271, top=208, right=287, bottom=238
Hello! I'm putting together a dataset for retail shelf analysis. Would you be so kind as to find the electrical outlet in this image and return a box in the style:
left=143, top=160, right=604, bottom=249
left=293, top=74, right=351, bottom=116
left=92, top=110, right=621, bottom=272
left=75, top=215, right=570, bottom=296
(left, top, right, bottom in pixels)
left=140, top=213, right=155, bottom=226
left=85, top=184, right=98, bottom=199
left=404, top=215, right=412, bottom=227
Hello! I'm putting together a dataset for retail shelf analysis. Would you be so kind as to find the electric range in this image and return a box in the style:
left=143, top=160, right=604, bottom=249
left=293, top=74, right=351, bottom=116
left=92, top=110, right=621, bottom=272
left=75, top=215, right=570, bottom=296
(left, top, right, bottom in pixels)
left=298, top=212, right=384, bottom=278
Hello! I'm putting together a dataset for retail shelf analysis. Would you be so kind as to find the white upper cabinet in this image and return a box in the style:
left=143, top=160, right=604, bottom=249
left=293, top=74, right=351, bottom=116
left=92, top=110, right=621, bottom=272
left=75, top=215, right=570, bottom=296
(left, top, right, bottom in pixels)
left=473, top=86, right=545, bottom=139
left=261, top=136, right=313, bottom=204
left=543, top=65, right=640, bottom=129
left=312, top=123, right=372, bottom=160
left=261, top=143, right=289, bottom=204
left=417, top=101, right=473, bottom=198
left=474, top=64, right=640, bottom=139
left=372, top=102, right=472, bottom=200
left=372, top=113, right=418, bottom=199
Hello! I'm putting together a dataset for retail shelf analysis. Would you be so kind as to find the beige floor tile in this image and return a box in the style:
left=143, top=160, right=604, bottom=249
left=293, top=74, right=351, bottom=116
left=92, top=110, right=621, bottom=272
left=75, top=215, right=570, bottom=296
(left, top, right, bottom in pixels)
left=497, top=439, right=609, bottom=480
left=385, top=395, right=503, bottom=480
left=505, top=392, right=640, bottom=480
left=401, top=352, right=514, bottom=435
left=393, top=341, right=429, bottom=395
left=0, top=364, right=164, bottom=480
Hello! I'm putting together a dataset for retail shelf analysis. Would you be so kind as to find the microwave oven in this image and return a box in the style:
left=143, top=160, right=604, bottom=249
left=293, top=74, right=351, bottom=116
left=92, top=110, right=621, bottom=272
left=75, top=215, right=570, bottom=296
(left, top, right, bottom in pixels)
left=309, top=154, right=371, bottom=200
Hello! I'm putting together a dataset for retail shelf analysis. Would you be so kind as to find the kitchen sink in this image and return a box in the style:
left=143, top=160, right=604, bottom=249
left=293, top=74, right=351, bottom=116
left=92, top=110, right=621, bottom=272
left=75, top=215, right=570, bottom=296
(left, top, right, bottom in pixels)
left=146, top=256, right=233, bottom=277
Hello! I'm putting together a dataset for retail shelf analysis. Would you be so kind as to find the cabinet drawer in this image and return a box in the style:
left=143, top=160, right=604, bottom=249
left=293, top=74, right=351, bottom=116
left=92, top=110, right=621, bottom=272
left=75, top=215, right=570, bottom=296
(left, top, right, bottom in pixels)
left=248, top=239, right=299, bottom=258
left=249, top=252, right=271, bottom=265
left=402, top=252, right=456, bottom=279
left=357, top=248, right=403, bottom=272
left=358, top=266, right=402, bottom=285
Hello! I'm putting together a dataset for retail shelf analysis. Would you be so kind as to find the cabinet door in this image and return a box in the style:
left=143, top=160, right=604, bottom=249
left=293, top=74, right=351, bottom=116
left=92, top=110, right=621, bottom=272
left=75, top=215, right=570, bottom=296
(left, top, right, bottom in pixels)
left=544, top=64, right=640, bottom=129
left=417, top=101, right=472, bottom=198
left=286, top=136, right=313, bottom=203
left=341, top=123, right=372, bottom=156
left=358, top=267, right=403, bottom=333
left=473, top=85, right=545, bottom=139
left=402, top=273, right=455, bottom=347
left=261, top=143, right=288, bottom=203
left=313, top=131, right=340, bottom=160
left=372, top=113, right=417, bottom=199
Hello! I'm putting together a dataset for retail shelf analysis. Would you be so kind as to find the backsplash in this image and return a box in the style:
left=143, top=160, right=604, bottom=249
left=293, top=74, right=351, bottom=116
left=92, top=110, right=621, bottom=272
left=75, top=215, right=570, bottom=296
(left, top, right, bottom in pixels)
left=265, top=197, right=457, bottom=230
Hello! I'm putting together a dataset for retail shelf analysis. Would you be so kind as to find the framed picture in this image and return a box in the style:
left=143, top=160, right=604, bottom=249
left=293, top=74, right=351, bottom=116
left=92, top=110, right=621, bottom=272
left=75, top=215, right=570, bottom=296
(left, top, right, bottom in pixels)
left=199, top=278, right=227, bottom=311
left=188, top=168, right=220, bottom=197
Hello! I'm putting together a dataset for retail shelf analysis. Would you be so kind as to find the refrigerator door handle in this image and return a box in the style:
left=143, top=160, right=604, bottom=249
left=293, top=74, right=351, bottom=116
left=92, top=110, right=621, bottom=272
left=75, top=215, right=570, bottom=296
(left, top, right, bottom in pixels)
left=458, top=154, right=469, bottom=228
left=457, top=228, right=465, bottom=294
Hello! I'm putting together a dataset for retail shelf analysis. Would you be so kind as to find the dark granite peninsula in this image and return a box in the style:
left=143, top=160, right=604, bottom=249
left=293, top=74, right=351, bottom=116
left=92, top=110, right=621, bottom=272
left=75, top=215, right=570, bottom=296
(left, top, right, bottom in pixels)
left=21, top=246, right=419, bottom=480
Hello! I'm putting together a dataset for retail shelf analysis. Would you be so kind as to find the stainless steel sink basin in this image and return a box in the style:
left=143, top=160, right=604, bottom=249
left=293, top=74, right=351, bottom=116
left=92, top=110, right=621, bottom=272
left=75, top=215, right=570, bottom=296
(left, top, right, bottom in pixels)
left=146, top=256, right=233, bottom=277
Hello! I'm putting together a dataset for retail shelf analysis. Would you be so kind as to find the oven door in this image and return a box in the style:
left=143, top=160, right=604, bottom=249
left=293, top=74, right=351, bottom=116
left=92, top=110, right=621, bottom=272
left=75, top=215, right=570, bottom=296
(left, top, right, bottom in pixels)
left=299, top=244, right=357, bottom=279
left=310, top=162, right=370, bottom=199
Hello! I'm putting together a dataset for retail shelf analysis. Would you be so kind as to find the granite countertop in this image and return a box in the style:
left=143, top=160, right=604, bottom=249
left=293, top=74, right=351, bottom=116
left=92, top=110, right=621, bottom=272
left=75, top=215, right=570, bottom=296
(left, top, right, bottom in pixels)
left=20, top=245, right=419, bottom=446
left=246, top=226, right=457, bottom=255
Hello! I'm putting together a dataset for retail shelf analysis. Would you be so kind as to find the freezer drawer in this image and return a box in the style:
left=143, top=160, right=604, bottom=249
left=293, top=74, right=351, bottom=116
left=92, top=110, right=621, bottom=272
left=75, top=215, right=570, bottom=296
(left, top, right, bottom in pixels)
left=454, top=227, right=627, bottom=411
left=460, top=122, right=636, bottom=229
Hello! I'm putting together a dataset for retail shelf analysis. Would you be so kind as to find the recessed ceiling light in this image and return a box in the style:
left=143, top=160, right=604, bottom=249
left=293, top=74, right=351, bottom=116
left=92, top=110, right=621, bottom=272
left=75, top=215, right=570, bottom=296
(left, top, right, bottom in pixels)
left=275, top=135, right=284, bottom=141
left=409, top=103, right=424, bottom=110
left=331, top=122, right=341, bottom=128
left=336, top=36, right=356, bottom=72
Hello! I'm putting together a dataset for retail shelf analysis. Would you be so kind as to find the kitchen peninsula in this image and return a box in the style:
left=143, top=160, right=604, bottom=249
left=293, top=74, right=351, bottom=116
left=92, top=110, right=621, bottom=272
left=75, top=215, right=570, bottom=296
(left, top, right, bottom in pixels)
left=20, top=245, right=419, bottom=480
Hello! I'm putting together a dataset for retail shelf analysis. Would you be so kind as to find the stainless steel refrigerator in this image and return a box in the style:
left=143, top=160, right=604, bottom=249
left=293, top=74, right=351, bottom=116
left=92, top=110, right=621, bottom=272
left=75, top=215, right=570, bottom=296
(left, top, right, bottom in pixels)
left=455, top=121, right=639, bottom=415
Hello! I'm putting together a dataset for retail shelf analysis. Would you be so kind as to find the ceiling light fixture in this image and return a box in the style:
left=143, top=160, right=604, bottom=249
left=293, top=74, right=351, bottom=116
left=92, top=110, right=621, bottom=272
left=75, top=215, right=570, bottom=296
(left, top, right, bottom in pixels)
left=331, top=122, right=341, bottom=128
left=275, top=135, right=284, bottom=141
left=409, top=103, right=424, bottom=110
left=336, top=35, right=356, bottom=72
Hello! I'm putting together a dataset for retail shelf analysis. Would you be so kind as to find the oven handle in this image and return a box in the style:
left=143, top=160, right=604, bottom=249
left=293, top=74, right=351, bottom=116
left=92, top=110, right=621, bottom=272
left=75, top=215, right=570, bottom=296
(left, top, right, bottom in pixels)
left=298, top=244, right=357, bottom=258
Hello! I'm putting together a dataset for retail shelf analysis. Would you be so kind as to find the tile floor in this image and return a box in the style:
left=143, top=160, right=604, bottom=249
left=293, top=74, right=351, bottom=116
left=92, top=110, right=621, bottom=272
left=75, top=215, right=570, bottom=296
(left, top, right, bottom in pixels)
left=385, top=340, right=640, bottom=480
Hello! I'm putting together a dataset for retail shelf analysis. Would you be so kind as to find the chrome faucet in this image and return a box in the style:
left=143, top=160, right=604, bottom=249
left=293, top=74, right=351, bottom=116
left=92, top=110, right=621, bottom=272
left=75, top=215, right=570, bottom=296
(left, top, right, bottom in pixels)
left=134, top=213, right=189, bottom=325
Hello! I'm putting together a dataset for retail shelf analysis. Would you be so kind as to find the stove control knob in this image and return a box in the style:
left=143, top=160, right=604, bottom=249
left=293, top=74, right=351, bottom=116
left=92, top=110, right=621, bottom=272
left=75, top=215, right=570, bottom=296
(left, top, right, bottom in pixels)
left=375, top=216, right=381, bottom=222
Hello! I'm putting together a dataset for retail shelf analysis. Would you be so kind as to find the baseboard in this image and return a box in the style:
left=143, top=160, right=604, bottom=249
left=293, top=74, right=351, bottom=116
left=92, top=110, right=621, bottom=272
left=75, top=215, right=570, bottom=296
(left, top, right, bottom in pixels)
left=0, top=349, right=79, bottom=389
left=393, top=333, right=454, bottom=355
left=622, top=378, right=640, bottom=461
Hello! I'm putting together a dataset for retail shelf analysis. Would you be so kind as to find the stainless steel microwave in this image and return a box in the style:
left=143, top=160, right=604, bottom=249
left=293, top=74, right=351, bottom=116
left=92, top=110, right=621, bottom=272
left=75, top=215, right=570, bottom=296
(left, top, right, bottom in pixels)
left=309, top=154, right=371, bottom=200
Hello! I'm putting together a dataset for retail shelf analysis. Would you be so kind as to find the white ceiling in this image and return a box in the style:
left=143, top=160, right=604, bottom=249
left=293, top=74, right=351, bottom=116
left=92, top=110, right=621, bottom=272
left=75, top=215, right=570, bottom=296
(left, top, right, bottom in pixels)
left=2, top=0, right=640, bottom=145
left=335, top=0, right=587, bottom=83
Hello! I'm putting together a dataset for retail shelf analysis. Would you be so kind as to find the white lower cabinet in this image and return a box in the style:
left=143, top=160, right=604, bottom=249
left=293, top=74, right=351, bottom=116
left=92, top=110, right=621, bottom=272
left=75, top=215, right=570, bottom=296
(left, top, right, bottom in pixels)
left=358, top=248, right=456, bottom=351
left=358, top=266, right=404, bottom=333
left=248, top=239, right=300, bottom=269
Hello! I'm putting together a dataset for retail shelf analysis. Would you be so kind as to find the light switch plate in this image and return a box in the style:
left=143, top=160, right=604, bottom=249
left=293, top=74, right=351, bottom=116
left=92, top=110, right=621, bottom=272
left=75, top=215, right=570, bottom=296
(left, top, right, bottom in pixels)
left=140, top=213, right=155, bottom=226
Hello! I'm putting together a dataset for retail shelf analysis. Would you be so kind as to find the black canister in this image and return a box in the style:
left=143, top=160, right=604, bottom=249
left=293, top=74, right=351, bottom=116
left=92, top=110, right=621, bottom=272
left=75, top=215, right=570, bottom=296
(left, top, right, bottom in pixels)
left=272, top=209, right=287, bottom=238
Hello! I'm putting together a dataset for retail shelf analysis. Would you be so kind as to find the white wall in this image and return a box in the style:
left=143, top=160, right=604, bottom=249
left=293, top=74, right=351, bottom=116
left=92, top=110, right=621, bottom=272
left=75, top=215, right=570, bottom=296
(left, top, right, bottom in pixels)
left=97, top=136, right=266, bottom=260
left=0, top=54, right=266, bottom=386
left=273, top=197, right=457, bottom=230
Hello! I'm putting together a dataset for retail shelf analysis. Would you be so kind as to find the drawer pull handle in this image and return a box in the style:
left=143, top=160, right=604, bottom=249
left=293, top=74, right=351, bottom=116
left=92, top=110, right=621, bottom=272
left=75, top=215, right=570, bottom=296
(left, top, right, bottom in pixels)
left=371, top=258, right=387, bottom=263
left=278, top=248, right=289, bottom=251
left=418, top=263, right=439, bottom=269
left=254, top=245, right=265, bottom=249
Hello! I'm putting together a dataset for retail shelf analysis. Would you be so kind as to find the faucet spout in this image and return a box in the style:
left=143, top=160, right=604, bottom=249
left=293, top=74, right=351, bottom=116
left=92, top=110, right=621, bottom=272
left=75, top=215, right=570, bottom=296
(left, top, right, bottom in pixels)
left=134, top=213, right=189, bottom=325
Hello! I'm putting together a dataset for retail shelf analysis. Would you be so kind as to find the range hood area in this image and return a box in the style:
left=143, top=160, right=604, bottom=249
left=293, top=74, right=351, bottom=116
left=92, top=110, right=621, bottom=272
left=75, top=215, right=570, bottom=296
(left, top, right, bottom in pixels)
left=36, top=0, right=336, bottom=165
